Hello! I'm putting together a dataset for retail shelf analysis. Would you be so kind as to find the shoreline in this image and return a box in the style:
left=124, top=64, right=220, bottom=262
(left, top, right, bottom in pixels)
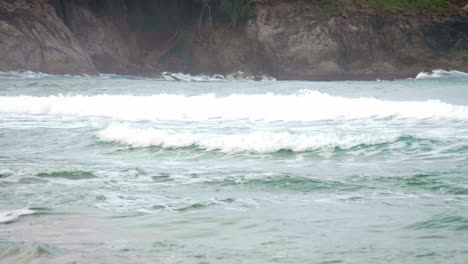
left=1, top=0, right=467, bottom=81
left=1, top=69, right=467, bottom=82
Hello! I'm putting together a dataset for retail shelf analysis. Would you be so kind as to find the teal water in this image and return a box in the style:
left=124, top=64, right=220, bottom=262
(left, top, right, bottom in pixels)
left=0, top=71, right=468, bottom=263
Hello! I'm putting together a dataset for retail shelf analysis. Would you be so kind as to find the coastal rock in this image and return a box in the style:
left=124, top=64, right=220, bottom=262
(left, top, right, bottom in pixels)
left=53, top=1, right=138, bottom=74
left=250, top=2, right=468, bottom=80
left=191, top=2, right=468, bottom=80
left=191, top=27, right=267, bottom=76
left=254, top=3, right=341, bottom=79
left=0, top=0, right=467, bottom=80
left=0, top=0, right=96, bottom=75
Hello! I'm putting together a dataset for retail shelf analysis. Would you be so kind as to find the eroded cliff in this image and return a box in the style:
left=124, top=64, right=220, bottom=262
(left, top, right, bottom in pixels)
left=249, top=2, right=468, bottom=79
left=0, top=0, right=96, bottom=74
left=0, top=0, right=467, bottom=80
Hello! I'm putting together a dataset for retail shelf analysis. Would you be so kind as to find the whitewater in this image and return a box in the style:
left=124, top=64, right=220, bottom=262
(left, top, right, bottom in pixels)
left=1, top=70, right=468, bottom=264
left=2, top=92, right=468, bottom=121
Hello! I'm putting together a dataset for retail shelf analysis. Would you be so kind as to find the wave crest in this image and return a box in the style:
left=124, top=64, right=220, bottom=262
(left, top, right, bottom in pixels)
left=161, top=71, right=276, bottom=82
left=1, top=92, right=468, bottom=121
left=0, top=208, right=35, bottom=224
left=0, top=71, right=54, bottom=79
left=415, top=69, right=468, bottom=80
left=97, top=126, right=404, bottom=154
left=0, top=70, right=275, bottom=82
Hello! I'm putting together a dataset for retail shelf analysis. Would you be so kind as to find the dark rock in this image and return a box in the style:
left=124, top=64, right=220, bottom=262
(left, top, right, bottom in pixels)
left=60, top=1, right=138, bottom=74
left=0, top=0, right=97, bottom=75
left=245, top=3, right=468, bottom=80
left=1, top=0, right=467, bottom=80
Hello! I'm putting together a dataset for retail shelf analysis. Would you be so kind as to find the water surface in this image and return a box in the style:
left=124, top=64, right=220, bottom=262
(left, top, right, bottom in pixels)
left=1, top=71, right=468, bottom=263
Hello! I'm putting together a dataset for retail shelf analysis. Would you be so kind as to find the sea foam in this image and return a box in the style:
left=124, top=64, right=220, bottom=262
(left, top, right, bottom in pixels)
left=0, top=208, right=35, bottom=224
left=415, top=69, right=468, bottom=80
left=0, top=71, right=54, bottom=79
left=1, top=91, right=468, bottom=121
left=161, top=71, right=275, bottom=81
left=98, top=125, right=403, bottom=153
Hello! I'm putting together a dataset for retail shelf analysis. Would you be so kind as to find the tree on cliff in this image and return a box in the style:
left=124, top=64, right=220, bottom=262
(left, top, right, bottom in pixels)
left=196, top=0, right=257, bottom=35
left=198, top=0, right=214, bottom=33
left=220, top=0, right=256, bottom=27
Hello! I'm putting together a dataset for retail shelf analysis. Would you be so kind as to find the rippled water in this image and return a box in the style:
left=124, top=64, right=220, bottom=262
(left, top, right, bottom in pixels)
left=1, top=71, right=468, bottom=263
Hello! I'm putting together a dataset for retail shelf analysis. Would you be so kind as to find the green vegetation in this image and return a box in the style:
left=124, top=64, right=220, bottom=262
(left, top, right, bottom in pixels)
left=363, top=0, right=453, bottom=10
left=268, top=0, right=454, bottom=11
left=219, top=0, right=257, bottom=26
left=280, top=0, right=343, bottom=17
left=265, top=0, right=343, bottom=17
left=319, top=1, right=342, bottom=17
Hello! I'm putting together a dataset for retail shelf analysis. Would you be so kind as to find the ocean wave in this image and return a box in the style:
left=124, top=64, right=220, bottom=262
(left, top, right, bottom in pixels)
left=36, top=170, right=97, bottom=180
left=0, top=71, right=54, bottom=79
left=407, top=214, right=468, bottom=231
left=415, top=69, right=468, bottom=80
left=0, top=240, right=153, bottom=264
left=161, top=71, right=276, bottom=82
left=0, top=208, right=35, bottom=224
left=0, top=70, right=275, bottom=82
left=1, top=91, right=468, bottom=121
left=0, top=169, right=13, bottom=179
left=97, top=126, right=404, bottom=153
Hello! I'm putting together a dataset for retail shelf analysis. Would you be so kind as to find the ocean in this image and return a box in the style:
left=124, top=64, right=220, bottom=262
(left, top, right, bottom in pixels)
left=0, top=70, right=468, bottom=263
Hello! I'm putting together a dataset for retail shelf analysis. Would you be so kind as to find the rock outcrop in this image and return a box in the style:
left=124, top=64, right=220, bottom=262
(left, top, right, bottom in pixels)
left=51, top=0, right=142, bottom=74
left=0, top=0, right=467, bottom=80
left=194, top=2, right=468, bottom=80
left=250, top=2, right=468, bottom=80
left=0, top=0, right=97, bottom=75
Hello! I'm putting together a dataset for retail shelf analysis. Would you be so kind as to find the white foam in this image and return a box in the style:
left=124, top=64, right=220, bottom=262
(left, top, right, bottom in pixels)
left=0, top=71, right=53, bottom=79
left=1, top=91, right=467, bottom=121
left=161, top=72, right=226, bottom=81
left=98, top=125, right=402, bottom=153
left=0, top=208, right=35, bottom=224
left=0, top=70, right=275, bottom=82
left=161, top=71, right=275, bottom=82
left=415, top=69, right=468, bottom=80
left=0, top=71, right=87, bottom=79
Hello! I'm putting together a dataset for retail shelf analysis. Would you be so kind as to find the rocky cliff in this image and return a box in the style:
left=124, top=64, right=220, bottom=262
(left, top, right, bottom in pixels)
left=0, top=0, right=97, bottom=74
left=248, top=2, right=468, bottom=80
left=0, top=0, right=467, bottom=80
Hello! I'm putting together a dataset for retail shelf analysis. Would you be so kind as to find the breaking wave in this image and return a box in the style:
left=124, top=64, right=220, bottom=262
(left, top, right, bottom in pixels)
left=2, top=69, right=466, bottom=81
left=161, top=71, right=276, bottom=82
left=1, top=91, right=468, bottom=121
left=0, top=71, right=274, bottom=82
left=415, top=69, right=468, bottom=80
left=97, top=125, right=405, bottom=153
left=0, top=71, right=54, bottom=79
left=0, top=208, right=35, bottom=224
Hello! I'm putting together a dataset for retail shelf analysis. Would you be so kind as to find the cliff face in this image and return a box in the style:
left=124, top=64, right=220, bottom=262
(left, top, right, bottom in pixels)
left=0, top=0, right=467, bottom=80
left=191, top=2, right=468, bottom=80
left=51, top=0, right=144, bottom=74
left=247, top=3, right=468, bottom=80
left=0, top=0, right=96, bottom=74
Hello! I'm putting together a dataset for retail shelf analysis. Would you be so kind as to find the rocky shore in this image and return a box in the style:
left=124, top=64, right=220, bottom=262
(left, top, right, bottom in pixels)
left=0, top=0, right=467, bottom=80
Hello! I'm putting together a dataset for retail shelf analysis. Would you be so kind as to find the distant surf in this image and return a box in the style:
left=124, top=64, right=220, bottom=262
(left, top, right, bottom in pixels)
left=1, top=91, right=467, bottom=121
left=0, top=71, right=276, bottom=82
left=160, top=71, right=276, bottom=82
left=2, top=69, right=467, bottom=82
left=415, top=69, right=468, bottom=80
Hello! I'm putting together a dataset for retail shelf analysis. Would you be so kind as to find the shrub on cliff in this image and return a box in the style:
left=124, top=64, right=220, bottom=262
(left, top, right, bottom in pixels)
left=365, top=0, right=453, bottom=10
left=220, top=0, right=257, bottom=26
